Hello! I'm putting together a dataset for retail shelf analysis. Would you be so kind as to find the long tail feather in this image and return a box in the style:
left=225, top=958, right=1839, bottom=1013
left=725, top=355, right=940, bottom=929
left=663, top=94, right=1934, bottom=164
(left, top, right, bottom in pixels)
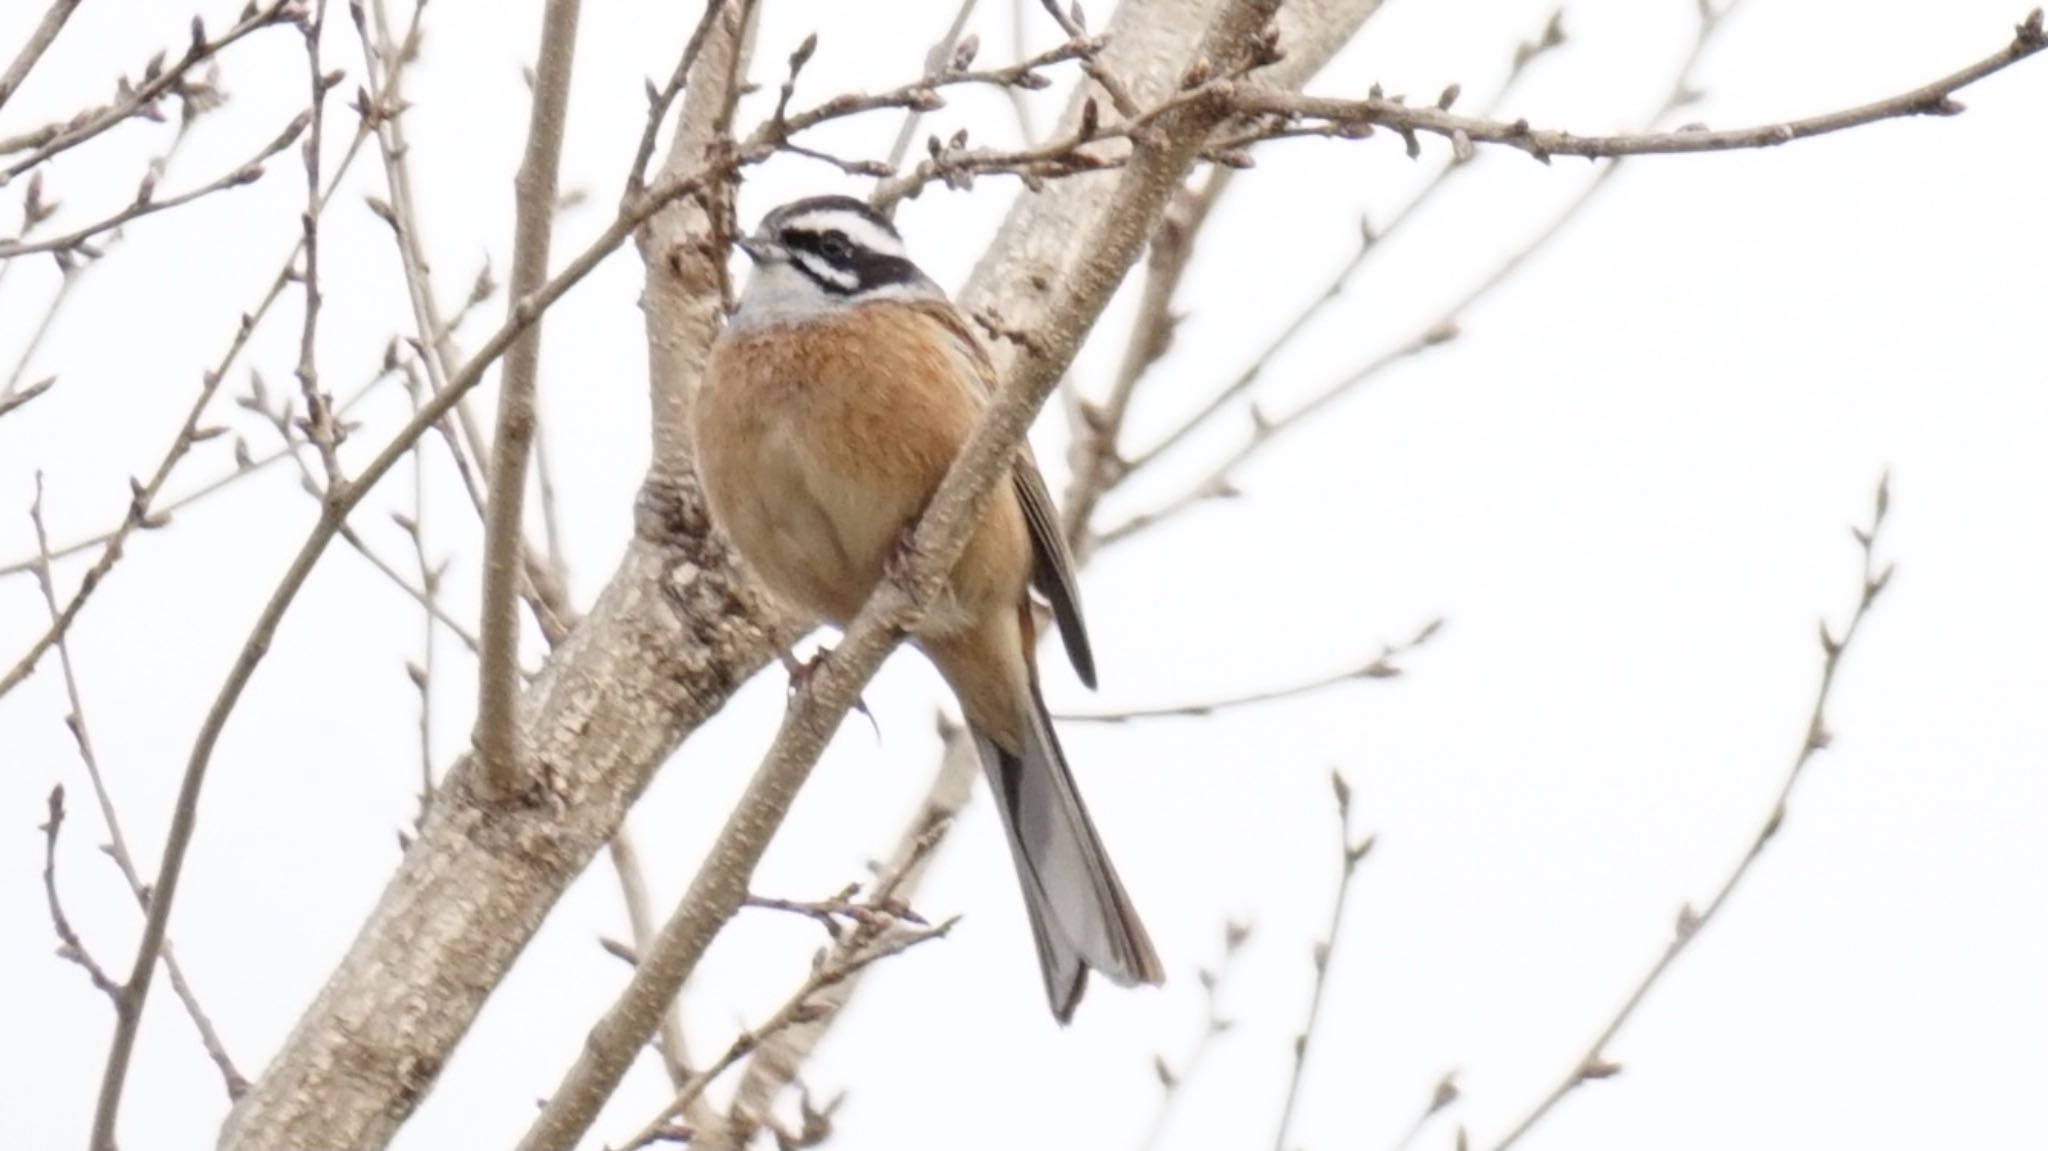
left=971, top=680, right=1163, bottom=1022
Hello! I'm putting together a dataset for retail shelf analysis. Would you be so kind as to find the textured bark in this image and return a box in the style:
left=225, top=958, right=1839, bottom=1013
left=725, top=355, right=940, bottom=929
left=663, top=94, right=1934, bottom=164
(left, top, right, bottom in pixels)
left=216, top=6, right=769, bottom=1149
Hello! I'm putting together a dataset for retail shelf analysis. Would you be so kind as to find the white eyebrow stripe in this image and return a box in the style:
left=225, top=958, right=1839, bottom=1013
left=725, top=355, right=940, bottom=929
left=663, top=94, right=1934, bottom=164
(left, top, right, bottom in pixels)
left=793, top=250, right=858, bottom=290
left=784, top=208, right=906, bottom=259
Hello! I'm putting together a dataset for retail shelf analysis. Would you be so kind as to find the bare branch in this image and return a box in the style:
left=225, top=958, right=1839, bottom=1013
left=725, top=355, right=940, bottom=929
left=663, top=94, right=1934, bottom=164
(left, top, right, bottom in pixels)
left=613, top=827, right=955, bottom=1151
left=883, top=0, right=983, bottom=173
left=1272, top=771, right=1376, bottom=1151
left=607, top=825, right=705, bottom=1112
left=0, top=0, right=84, bottom=112
left=476, top=0, right=584, bottom=803
left=1060, top=617, right=1440, bottom=724
left=1230, top=9, right=2047, bottom=162
left=0, top=0, right=298, bottom=174
left=39, top=785, right=120, bottom=999
left=28, top=478, right=248, bottom=1098
left=0, top=374, right=52, bottom=419
left=1136, top=918, right=1253, bottom=1151
left=1482, top=476, right=1896, bottom=1151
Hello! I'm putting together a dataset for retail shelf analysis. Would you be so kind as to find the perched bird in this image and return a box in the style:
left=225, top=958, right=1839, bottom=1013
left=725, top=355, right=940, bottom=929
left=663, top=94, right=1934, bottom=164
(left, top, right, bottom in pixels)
left=695, top=194, right=1163, bottom=1021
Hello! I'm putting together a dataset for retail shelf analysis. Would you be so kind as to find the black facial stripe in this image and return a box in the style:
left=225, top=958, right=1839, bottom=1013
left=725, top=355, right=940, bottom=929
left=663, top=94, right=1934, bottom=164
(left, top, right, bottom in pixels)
left=780, top=226, right=922, bottom=294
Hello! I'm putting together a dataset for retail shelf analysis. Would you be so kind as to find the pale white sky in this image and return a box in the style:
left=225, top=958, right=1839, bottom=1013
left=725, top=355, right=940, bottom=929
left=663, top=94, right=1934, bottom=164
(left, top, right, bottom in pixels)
left=2, top=1, right=2043, bottom=1149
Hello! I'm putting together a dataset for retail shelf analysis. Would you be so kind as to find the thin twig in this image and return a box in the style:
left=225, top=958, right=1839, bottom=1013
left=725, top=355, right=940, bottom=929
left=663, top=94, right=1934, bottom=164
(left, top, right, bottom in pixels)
left=1060, top=617, right=1440, bottom=724
left=0, top=0, right=298, bottom=174
left=883, top=0, right=983, bottom=173
left=614, top=828, right=956, bottom=1151
left=624, top=0, right=726, bottom=202
left=1229, top=9, right=2047, bottom=162
left=1482, top=476, right=1896, bottom=1151
left=28, top=478, right=249, bottom=1098
left=1385, top=1073, right=1461, bottom=1151
left=39, top=785, right=120, bottom=999
left=0, top=375, right=52, bottom=419
left=1118, top=11, right=1569, bottom=483
left=608, top=827, right=704, bottom=1105
left=1272, top=771, right=1376, bottom=1151
left=0, top=364, right=393, bottom=578
left=1135, top=919, right=1253, bottom=1151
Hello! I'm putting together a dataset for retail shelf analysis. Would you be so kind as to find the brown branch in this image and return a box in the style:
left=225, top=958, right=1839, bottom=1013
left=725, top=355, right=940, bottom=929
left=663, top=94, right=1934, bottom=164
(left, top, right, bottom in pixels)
left=0, top=0, right=298, bottom=174
left=0, top=109, right=304, bottom=258
left=38, top=785, right=120, bottom=999
left=476, top=0, right=583, bottom=803
left=1272, top=771, right=1376, bottom=1151
left=28, top=477, right=248, bottom=1098
left=1116, top=10, right=1568, bottom=487
left=607, top=826, right=705, bottom=1105
left=0, top=374, right=51, bottom=418
left=1387, top=1073, right=1461, bottom=1151
left=1231, top=9, right=2047, bottom=162
left=1061, top=617, right=1440, bottom=724
left=1482, top=476, right=1896, bottom=1151
left=0, top=118, right=378, bottom=703
left=0, top=364, right=393, bottom=578
left=1136, top=918, right=1253, bottom=1151
left=882, top=0, right=985, bottom=173
left=613, top=827, right=955, bottom=1151
left=0, top=0, right=84, bottom=112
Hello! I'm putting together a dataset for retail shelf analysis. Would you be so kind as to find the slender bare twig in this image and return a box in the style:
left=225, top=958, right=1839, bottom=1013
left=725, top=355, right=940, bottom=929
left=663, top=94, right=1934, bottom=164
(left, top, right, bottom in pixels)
left=1272, top=771, right=1376, bottom=1151
left=0, top=374, right=51, bottom=418
left=1384, top=1073, right=1461, bottom=1151
left=1136, top=919, right=1253, bottom=1151
left=28, top=478, right=249, bottom=1097
left=476, top=0, right=584, bottom=803
left=606, top=828, right=704, bottom=1102
left=1061, top=617, right=1440, bottom=724
left=1117, top=11, right=1568, bottom=484
left=624, top=0, right=726, bottom=202
left=398, top=367, right=440, bottom=831
left=0, top=0, right=298, bottom=172
left=613, top=827, right=956, bottom=1151
left=0, top=365, right=393, bottom=578
left=247, top=367, right=482, bottom=651
left=1483, top=476, right=1896, bottom=1151
left=4, top=96, right=222, bottom=403
left=1230, top=9, right=2046, bottom=162
left=38, top=786, right=119, bottom=999
left=290, top=2, right=342, bottom=493
left=883, top=0, right=983, bottom=173
left=0, top=111, right=378, bottom=700
left=0, top=110, right=303, bottom=259
left=0, top=0, right=84, bottom=111
left=1100, top=0, right=1760, bottom=548
left=1061, top=163, right=1234, bottom=543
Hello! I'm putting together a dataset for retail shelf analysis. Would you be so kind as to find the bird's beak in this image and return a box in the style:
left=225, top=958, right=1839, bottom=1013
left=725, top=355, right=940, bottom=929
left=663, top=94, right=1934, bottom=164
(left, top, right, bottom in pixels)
left=736, top=236, right=776, bottom=263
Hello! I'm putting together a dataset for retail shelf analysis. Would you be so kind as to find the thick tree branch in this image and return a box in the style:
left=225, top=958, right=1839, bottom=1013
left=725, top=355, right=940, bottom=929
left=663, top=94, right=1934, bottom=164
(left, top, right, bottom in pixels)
left=477, top=0, right=583, bottom=802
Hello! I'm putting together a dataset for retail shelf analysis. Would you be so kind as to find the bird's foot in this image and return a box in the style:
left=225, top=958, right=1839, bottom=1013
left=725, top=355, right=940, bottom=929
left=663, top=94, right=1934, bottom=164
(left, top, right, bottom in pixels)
left=778, top=644, right=883, bottom=742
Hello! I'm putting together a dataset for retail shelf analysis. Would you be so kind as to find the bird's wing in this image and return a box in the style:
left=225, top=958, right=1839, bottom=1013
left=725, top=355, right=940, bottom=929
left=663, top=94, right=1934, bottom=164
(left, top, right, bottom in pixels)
left=909, top=298, right=1097, bottom=689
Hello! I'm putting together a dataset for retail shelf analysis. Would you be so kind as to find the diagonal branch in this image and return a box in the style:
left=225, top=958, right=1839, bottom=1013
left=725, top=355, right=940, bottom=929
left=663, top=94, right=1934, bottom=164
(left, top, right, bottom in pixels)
left=1482, top=476, right=1895, bottom=1151
left=0, top=0, right=84, bottom=112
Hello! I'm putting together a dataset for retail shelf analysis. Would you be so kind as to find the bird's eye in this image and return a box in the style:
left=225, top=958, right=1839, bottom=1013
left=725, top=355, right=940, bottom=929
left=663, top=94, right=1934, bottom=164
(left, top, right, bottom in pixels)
left=816, top=231, right=854, bottom=261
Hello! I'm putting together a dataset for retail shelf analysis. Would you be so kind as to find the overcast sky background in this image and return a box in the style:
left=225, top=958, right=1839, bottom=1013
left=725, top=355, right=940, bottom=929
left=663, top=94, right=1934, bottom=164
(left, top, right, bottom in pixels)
left=2, top=1, right=2043, bottom=1149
